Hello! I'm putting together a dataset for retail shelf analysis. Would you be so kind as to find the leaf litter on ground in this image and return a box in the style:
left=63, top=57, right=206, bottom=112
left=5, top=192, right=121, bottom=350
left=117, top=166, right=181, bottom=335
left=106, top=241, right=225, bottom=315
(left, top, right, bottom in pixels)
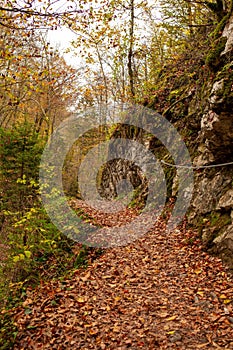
left=9, top=199, right=233, bottom=349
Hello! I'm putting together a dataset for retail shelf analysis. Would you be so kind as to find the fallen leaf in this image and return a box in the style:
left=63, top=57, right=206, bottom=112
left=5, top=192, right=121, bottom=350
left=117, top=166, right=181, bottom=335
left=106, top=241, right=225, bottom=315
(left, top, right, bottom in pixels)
left=76, top=297, right=85, bottom=303
left=81, top=271, right=91, bottom=282
left=166, top=315, right=178, bottom=321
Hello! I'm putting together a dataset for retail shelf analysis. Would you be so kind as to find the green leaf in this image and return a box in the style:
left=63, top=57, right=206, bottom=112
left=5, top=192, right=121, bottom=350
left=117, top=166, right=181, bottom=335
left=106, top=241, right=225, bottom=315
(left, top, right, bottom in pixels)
left=24, top=308, right=32, bottom=315
left=13, top=256, right=20, bottom=263
left=24, top=250, right=32, bottom=259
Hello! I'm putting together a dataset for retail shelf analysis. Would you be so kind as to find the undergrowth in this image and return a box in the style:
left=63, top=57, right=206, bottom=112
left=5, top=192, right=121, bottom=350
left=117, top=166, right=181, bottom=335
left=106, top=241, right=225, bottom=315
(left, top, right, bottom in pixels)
left=0, top=122, right=105, bottom=349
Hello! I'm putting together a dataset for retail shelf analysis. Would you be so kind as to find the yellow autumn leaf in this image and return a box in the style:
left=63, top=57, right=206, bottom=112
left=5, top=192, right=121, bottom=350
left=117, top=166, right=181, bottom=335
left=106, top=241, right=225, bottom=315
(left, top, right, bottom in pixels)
left=76, top=297, right=85, bottom=303
left=166, top=315, right=178, bottom=321
left=220, top=294, right=227, bottom=299
left=223, top=299, right=231, bottom=304
left=197, top=291, right=204, bottom=296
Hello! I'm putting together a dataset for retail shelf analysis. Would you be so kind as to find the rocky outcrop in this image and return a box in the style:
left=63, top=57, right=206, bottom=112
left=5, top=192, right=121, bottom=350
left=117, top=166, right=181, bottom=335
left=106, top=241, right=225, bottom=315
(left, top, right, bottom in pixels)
left=188, top=14, right=233, bottom=267
left=98, top=125, right=149, bottom=205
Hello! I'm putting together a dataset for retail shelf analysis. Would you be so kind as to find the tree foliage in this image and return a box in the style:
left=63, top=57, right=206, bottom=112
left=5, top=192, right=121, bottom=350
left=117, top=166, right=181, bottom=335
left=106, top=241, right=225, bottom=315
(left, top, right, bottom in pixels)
left=0, top=2, right=233, bottom=346
left=0, top=0, right=81, bottom=309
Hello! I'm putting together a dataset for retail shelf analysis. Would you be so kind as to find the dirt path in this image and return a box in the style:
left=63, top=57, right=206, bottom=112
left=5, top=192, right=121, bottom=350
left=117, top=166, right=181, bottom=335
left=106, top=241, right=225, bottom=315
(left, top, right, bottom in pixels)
left=12, top=202, right=233, bottom=349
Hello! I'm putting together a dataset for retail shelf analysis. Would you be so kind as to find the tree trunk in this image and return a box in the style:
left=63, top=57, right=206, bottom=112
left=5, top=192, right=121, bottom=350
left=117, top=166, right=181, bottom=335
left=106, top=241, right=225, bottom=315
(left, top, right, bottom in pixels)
left=128, top=0, right=135, bottom=97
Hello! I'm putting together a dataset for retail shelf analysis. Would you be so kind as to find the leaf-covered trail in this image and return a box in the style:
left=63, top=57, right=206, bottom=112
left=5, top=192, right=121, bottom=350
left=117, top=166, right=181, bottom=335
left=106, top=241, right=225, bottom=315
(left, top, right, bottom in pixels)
left=12, top=203, right=233, bottom=349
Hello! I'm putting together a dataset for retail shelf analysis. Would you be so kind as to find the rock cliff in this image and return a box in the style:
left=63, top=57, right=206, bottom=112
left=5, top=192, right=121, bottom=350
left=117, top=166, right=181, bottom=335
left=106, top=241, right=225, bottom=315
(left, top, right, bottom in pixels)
left=188, top=14, right=233, bottom=267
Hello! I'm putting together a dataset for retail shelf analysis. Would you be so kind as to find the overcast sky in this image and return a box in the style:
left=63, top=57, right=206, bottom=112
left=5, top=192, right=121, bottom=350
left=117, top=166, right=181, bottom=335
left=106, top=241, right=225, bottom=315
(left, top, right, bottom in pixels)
left=47, top=27, right=80, bottom=67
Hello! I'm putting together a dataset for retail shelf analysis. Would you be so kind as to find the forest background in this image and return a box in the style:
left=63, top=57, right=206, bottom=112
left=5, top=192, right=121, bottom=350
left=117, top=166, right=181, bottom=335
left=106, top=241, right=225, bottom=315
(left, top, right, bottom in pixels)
left=1, top=0, right=233, bottom=347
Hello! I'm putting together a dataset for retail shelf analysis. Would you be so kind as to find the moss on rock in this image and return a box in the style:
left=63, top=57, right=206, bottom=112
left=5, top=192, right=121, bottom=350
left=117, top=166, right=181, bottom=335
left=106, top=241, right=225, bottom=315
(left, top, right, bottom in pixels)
left=206, top=37, right=227, bottom=70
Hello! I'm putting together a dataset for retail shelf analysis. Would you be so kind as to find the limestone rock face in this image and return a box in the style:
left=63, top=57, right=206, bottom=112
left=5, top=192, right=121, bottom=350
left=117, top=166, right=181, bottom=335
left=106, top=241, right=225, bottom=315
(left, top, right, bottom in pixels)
left=217, top=189, right=233, bottom=210
left=188, top=14, right=233, bottom=267
left=191, top=171, right=232, bottom=216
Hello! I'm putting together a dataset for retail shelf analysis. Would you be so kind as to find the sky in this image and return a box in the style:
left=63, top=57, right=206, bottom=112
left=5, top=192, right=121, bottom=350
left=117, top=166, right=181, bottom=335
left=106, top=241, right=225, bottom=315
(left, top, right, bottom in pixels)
left=47, top=27, right=80, bottom=67
left=44, top=0, right=95, bottom=68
